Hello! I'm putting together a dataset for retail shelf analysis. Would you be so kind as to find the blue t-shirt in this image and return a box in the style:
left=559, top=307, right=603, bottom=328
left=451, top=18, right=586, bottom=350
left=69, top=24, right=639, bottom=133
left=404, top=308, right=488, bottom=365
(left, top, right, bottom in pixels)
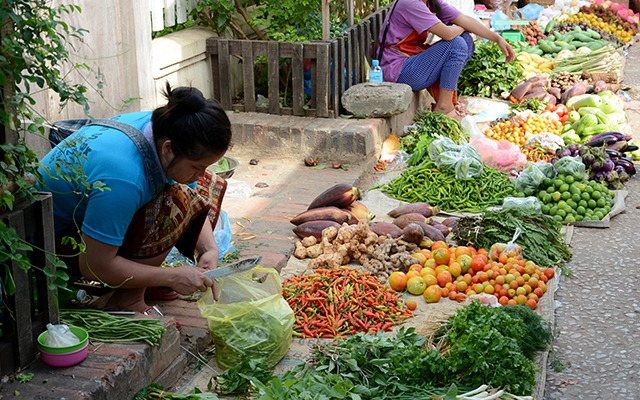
left=38, top=112, right=162, bottom=246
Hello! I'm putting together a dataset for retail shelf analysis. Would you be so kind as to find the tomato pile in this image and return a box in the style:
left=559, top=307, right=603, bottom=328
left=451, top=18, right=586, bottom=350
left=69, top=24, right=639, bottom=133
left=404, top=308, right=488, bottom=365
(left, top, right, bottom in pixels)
left=388, top=242, right=555, bottom=310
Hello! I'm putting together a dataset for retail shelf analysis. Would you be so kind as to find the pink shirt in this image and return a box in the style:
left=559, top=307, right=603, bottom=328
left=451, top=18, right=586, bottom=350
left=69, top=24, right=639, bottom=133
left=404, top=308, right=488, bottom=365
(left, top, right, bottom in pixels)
left=378, top=0, right=462, bottom=82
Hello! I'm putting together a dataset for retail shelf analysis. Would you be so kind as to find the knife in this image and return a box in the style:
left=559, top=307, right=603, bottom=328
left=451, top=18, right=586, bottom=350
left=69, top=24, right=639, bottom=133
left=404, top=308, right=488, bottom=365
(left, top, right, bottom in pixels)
left=203, top=255, right=262, bottom=280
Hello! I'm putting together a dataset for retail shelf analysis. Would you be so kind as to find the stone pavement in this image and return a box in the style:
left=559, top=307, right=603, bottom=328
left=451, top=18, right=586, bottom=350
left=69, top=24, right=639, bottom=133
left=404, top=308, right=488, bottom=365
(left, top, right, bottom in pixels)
left=542, top=39, right=640, bottom=400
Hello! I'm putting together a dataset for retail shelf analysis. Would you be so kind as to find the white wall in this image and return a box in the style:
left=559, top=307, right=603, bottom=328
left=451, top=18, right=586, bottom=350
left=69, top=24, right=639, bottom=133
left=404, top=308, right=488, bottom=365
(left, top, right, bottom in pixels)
left=27, top=2, right=219, bottom=156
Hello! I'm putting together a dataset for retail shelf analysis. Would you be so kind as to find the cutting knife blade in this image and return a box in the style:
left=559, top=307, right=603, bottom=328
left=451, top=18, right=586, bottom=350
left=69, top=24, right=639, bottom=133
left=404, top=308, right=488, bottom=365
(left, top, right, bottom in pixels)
left=203, top=255, right=262, bottom=280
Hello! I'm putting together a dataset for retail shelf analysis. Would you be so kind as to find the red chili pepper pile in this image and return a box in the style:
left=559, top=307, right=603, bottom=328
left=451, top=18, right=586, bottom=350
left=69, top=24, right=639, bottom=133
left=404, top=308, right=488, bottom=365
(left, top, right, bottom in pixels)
left=283, top=267, right=413, bottom=338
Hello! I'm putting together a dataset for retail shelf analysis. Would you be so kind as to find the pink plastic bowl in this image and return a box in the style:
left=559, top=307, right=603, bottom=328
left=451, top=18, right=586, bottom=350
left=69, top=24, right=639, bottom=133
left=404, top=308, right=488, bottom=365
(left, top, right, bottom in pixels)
left=39, top=342, right=89, bottom=367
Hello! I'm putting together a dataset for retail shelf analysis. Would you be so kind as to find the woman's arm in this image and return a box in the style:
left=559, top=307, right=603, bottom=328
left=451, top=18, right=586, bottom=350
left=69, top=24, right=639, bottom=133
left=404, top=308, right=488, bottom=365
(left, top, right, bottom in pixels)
left=452, top=14, right=516, bottom=62
left=79, top=235, right=213, bottom=294
left=428, top=22, right=466, bottom=41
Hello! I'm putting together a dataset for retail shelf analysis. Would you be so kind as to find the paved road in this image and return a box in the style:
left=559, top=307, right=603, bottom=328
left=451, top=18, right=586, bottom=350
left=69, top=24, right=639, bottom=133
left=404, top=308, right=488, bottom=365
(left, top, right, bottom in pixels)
left=543, top=39, right=640, bottom=400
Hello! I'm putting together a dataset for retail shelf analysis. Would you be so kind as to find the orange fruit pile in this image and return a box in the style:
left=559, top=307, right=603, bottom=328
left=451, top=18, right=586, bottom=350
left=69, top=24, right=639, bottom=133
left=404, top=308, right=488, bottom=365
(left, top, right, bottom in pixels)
left=387, top=241, right=555, bottom=310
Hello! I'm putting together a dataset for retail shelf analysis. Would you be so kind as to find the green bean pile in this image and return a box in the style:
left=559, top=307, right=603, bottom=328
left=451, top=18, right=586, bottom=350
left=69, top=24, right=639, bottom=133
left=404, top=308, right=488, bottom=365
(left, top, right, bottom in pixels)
left=61, top=309, right=167, bottom=346
left=381, top=160, right=515, bottom=213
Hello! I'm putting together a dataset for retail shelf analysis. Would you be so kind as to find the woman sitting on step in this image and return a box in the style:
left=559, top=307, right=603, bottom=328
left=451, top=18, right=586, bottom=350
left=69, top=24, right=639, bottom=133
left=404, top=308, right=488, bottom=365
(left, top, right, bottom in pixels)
left=38, top=83, right=231, bottom=315
left=377, top=0, right=516, bottom=119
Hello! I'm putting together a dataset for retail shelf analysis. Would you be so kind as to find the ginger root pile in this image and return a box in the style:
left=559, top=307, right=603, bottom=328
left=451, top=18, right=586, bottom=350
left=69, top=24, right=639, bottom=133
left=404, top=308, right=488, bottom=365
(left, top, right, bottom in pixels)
left=294, top=221, right=421, bottom=283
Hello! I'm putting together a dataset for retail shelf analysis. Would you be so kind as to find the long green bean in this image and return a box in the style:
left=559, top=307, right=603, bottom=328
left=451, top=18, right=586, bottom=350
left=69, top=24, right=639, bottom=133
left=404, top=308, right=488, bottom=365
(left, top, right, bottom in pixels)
left=381, top=160, right=515, bottom=213
left=60, top=309, right=167, bottom=346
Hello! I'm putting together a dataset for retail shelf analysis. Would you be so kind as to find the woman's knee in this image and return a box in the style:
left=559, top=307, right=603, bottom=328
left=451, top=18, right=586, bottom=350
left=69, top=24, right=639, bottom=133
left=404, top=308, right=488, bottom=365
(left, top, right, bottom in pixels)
left=447, top=35, right=470, bottom=59
left=460, top=32, right=475, bottom=60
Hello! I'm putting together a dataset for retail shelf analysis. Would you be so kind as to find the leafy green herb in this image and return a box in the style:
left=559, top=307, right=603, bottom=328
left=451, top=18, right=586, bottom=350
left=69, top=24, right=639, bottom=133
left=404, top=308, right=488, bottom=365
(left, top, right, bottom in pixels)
left=510, top=97, right=548, bottom=113
left=452, top=208, right=573, bottom=275
left=501, top=305, right=553, bottom=359
left=458, top=41, right=523, bottom=98
left=401, top=111, right=469, bottom=166
left=434, top=301, right=541, bottom=395
left=214, top=358, right=272, bottom=395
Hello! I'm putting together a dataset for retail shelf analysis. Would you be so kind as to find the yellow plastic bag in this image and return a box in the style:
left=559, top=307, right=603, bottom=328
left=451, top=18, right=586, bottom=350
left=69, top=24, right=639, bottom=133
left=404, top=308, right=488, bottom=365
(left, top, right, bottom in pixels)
left=197, top=266, right=294, bottom=370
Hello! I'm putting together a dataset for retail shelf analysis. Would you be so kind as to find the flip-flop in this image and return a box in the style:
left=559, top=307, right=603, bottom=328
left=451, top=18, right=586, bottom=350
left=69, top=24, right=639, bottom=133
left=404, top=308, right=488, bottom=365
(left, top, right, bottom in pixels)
left=142, top=305, right=164, bottom=318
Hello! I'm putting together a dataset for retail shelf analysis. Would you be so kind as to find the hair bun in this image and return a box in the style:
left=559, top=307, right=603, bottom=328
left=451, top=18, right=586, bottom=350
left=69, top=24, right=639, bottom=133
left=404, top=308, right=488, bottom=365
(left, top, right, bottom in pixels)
left=166, top=85, right=207, bottom=113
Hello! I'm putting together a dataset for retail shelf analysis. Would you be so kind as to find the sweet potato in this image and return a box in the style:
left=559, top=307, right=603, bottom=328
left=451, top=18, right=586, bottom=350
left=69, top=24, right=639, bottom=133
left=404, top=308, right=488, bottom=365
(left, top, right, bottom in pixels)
left=293, top=220, right=341, bottom=240
left=369, top=222, right=403, bottom=238
left=393, top=213, right=429, bottom=229
left=509, top=81, right=532, bottom=104
left=561, top=82, right=588, bottom=104
left=387, top=202, right=439, bottom=218
left=290, top=206, right=351, bottom=225
left=415, top=222, right=445, bottom=242
left=402, top=223, right=424, bottom=244
left=430, top=222, right=450, bottom=238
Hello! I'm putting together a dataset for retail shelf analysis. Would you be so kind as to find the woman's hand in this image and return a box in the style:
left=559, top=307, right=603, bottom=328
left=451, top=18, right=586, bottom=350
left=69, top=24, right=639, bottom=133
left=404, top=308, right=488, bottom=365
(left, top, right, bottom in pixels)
left=497, top=37, right=516, bottom=63
left=195, top=250, right=220, bottom=300
left=169, top=265, right=214, bottom=295
left=196, top=249, right=219, bottom=271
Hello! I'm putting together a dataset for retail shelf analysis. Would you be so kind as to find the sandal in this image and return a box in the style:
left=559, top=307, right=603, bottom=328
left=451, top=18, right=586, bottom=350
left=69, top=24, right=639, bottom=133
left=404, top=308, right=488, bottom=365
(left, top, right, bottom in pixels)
left=142, top=305, right=164, bottom=318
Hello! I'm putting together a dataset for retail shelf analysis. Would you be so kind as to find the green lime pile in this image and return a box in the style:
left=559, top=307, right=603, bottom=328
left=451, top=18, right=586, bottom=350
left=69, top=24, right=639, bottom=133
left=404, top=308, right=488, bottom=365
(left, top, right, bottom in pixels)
left=536, top=173, right=615, bottom=222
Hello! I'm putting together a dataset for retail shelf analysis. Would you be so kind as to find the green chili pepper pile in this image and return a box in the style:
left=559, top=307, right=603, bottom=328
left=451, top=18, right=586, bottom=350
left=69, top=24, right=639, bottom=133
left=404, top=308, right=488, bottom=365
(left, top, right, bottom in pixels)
left=380, top=160, right=515, bottom=213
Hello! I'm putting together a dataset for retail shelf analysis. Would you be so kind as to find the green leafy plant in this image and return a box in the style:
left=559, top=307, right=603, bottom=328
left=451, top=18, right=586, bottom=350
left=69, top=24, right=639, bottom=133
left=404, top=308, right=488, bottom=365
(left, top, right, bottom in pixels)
left=1, top=1, right=91, bottom=324
left=458, top=41, right=523, bottom=98
left=190, top=0, right=389, bottom=42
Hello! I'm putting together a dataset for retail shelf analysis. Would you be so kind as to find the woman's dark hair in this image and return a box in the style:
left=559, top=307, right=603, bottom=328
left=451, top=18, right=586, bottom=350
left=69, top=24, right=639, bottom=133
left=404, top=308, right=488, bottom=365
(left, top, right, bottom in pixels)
left=427, top=0, right=443, bottom=20
left=151, top=82, right=232, bottom=160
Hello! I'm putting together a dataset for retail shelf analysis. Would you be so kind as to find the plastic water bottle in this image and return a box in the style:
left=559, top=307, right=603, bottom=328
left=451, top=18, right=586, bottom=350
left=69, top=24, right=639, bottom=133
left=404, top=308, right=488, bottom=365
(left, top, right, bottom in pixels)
left=369, top=59, right=383, bottom=83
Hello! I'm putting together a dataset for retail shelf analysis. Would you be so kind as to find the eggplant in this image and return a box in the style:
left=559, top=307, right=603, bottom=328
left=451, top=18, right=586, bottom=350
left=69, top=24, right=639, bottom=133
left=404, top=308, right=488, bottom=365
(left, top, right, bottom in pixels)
left=558, top=148, right=572, bottom=158
left=568, top=144, right=579, bottom=154
left=616, top=157, right=636, bottom=176
left=605, top=149, right=622, bottom=160
left=625, top=145, right=639, bottom=152
left=582, top=154, right=596, bottom=166
left=607, top=140, right=629, bottom=152
left=602, top=159, right=615, bottom=172
left=586, top=132, right=628, bottom=147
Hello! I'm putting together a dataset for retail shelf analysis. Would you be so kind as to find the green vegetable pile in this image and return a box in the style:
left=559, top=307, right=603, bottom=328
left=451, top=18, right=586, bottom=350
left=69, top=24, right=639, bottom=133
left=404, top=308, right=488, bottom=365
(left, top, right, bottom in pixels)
left=134, top=302, right=551, bottom=399
left=60, top=309, right=166, bottom=346
left=240, top=303, right=550, bottom=398
left=432, top=301, right=551, bottom=395
left=401, top=111, right=469, bottom=165
left=380, top=160, right=515, bottom=213
left=452, top=208, right=573, bottom=276
left=458, top=41, right=523, bottom=98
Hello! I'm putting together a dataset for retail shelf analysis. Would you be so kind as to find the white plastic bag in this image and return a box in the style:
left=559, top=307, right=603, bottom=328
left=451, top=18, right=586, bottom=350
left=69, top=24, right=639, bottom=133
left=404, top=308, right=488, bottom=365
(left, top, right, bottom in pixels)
left=44, top=324, right=80, bottom=348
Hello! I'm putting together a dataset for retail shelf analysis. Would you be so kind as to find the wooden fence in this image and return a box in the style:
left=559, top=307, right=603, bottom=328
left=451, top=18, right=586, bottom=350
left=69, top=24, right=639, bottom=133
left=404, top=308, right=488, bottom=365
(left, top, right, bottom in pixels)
left=206, top=6, right=390, bottom=118
left=0, top=193, right=57, bottom=375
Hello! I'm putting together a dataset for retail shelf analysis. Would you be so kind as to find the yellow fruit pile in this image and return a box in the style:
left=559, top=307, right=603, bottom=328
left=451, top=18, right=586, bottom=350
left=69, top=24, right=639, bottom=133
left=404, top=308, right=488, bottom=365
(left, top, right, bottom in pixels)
left=516, top=52, right=554, bottom=79
left=484, top=115, right=563, bottom=146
